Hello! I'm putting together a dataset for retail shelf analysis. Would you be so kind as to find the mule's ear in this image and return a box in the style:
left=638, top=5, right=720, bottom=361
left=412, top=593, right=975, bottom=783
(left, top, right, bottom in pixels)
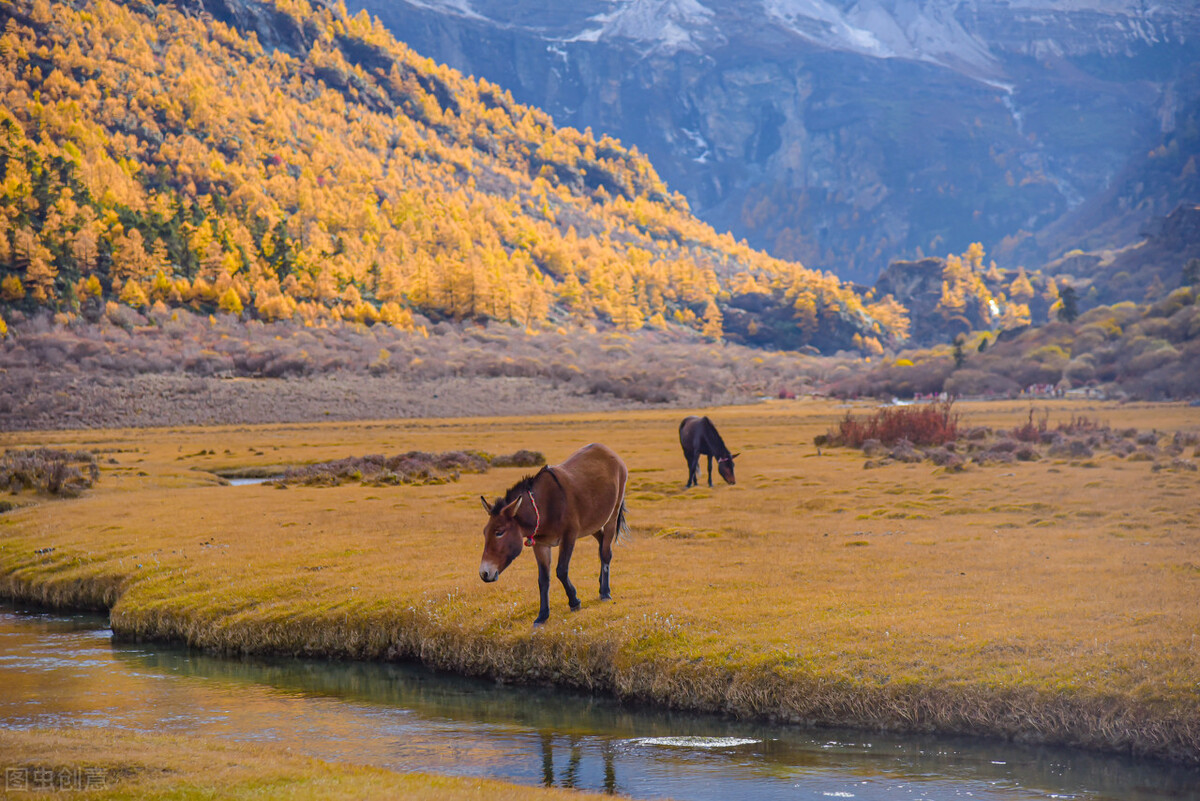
left=731, top=452, right=741, bottom=459
left=480, top=495, right=493, bottom=514
left=501, top=495, right=524, bottom=518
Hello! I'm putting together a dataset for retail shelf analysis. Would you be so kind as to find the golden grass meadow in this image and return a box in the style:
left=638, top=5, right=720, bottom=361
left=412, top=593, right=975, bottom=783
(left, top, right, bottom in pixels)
left=2, top=398, right=1199, bottom=782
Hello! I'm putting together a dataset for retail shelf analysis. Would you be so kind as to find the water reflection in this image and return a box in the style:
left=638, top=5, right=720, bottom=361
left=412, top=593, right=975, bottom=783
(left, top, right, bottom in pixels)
left=2, top=603, right=1198, bottom=801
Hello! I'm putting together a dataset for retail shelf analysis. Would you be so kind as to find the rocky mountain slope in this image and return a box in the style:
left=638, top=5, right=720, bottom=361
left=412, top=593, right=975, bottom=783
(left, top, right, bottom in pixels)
left=349, top=0, right=1200, bottom=282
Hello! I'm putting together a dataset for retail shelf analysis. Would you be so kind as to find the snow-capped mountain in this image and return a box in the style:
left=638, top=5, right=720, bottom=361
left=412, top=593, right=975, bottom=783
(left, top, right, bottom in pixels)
left=347, top=0, right=1200, bottom=280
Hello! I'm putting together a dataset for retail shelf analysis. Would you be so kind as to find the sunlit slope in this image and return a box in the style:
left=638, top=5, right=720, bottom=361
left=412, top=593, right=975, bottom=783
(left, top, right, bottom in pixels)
left=0, top=0, right=904, bottom=351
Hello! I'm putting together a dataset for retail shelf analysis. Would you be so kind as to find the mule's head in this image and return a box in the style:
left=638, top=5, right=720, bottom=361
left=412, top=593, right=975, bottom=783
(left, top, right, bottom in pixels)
left=479, top=494, right=529, bottom=582
left=717, top=453, right=740, bottom=485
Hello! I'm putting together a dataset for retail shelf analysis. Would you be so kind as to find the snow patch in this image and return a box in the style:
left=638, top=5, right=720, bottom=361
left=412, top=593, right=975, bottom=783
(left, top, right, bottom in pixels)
left=568, top=0, right=722, bottom=55
left=401, top=0, right=488, bottom=22
left=764, top=0, right=1001, bottom=78
left=680, top=127, right=712, bottom=163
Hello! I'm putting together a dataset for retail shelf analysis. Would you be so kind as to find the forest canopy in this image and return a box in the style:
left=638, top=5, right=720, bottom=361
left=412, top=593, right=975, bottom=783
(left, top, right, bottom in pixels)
left=0, top=0, right=912, bottom=352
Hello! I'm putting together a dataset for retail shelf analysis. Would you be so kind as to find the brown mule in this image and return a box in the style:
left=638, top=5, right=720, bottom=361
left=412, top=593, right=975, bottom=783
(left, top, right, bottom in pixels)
left=479, top=443, right=629, bottom=625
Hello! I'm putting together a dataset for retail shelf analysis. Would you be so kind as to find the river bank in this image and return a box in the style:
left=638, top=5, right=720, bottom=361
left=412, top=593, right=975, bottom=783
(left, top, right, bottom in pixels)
left=2, top=727, right=616, bottom=800
left=2, top=400, right=1198, bottom=767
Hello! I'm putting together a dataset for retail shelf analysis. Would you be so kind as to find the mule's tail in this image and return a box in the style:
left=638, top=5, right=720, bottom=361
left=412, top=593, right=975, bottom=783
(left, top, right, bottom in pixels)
left=615, top=500, right=629, bottom=544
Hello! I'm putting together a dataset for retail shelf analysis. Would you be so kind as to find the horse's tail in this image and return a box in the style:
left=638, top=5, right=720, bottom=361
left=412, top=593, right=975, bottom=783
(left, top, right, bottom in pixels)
left=615, top=500, right=629, bottom=544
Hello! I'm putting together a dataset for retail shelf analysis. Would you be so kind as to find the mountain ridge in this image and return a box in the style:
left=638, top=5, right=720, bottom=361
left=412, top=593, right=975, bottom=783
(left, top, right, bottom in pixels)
left=349, top=0, right=1200, bottom=282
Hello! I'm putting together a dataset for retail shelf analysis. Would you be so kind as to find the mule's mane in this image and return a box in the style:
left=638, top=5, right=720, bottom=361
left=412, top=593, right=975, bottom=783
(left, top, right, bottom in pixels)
left=695, top=416, right=730, bottom=458
left=489, top=465, right=560, bottom=515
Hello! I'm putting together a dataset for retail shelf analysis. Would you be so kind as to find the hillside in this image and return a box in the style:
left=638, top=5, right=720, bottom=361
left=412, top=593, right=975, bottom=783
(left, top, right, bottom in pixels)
left=0, top=0, right=906, bottom=354
left=829, top=280, right=1200, bottom=401
left=348, top=0, right=1200, bottom=283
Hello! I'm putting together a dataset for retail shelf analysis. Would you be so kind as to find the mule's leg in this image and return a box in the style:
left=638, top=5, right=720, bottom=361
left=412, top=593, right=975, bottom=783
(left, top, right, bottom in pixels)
left=685, top=451, right=698, bottom=487
left=597, top=532, right=613, bottom=600
left=706, top=454, right=714, bottom=486
left=556, top=536, right=582, bottom=611
left=533, top=543, right=553, bottom=625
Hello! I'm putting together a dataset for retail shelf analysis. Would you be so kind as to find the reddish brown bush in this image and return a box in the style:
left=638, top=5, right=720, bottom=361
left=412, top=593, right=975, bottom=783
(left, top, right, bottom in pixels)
left=826, top=401, right=959, bottom=448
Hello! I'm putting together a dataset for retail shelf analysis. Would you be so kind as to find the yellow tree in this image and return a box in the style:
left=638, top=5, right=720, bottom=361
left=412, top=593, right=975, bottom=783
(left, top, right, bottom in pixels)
left=110, top=228, right=155, bottom=283
left=701, top=298, right=723, bottom=341
left=13, top=227, right=56, bottom=302
left=1009, top=267, right=1035, bottom=303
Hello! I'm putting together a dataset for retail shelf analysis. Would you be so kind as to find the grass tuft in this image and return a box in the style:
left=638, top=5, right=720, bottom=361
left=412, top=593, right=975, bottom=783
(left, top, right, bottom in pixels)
left=1, top=448, right=99, bottom=497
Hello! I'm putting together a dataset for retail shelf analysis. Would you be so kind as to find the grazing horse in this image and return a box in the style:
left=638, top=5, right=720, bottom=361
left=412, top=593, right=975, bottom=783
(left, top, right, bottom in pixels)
left=479, top=443, right=629, bottom=626
left=679, top=415, right=739, bottom=488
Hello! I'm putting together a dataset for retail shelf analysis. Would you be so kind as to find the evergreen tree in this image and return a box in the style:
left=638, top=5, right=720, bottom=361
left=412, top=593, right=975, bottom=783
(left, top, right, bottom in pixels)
left=1057, top=285, right=1079, bottom=323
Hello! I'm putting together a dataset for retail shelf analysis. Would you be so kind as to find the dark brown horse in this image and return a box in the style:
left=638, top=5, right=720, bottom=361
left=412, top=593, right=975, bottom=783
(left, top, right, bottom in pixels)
left=679, top=415, right=738, bottom=488
left=479, top=443, right=629, bottom=625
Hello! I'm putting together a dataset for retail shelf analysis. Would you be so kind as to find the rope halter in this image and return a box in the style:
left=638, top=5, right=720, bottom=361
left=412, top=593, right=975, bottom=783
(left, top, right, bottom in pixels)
left=524, top=489, right=541, bottom=547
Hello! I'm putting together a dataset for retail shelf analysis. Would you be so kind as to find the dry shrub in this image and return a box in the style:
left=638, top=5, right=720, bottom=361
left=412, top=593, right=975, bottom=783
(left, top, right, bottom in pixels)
left=0, top=449, right=99, bottom=497
left=826, top=401, right=959, bottom=448
left=924, top=447, right=964, bottom=468
left=1152, top=459, right=1198, bottom=472
left=1047, top=440, right=1094, bottom=459
left=489, top=449, right=546, bottom=468
left=1056, top=414, right=1108, bottom=436
left=1011, top=409, right=1049, bottom=442
left=974, top=450, right=1015, bottom=465
left=889, top=440, right=923, bottom=463
left=1109, top=440, right=1137, bottom=458
left=281, top=449, right=541, bottom=486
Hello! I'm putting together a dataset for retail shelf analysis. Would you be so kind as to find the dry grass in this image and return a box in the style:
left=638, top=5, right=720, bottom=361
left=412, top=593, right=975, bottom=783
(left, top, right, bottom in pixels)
left=0, top=728, right=617, bottom=800
left=1, top=400, right=1198, bottom=765
left=0, top=312, right=849, bottom=430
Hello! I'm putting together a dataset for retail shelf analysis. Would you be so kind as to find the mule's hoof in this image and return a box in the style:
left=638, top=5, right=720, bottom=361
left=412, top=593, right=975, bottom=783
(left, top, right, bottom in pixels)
left=570, top=602, right=582, bottom=612
left=599, top=594, right=612, bottom=601
left=533, top=616, right=548, bottom=627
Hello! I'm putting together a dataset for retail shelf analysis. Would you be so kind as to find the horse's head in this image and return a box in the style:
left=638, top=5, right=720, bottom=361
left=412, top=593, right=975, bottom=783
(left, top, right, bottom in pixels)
left=717, top=453, right=740, bottom=485
left=479, top=494, right=528, bottom=582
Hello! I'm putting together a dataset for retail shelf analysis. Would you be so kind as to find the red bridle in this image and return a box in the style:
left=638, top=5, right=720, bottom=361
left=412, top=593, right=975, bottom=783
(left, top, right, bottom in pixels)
left=524, top=489, right=541, bottom=547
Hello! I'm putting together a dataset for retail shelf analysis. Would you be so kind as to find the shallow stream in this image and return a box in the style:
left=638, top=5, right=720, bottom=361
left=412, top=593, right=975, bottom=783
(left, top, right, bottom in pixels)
left=2, top=603, right=1197, bottom=800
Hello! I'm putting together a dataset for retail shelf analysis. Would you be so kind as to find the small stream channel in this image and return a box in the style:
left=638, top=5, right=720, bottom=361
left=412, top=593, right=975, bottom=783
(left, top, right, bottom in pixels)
left=2, top=602, right=1197, bottom=800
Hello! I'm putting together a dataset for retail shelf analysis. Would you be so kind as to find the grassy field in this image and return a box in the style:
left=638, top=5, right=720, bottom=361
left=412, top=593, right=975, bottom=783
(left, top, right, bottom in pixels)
left=0, top=728, right=617, bottom=800
left=1, top=399, right=1198, bottom=769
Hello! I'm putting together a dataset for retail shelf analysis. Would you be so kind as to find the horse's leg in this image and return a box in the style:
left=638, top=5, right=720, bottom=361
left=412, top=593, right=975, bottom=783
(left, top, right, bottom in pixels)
left=556, top=536, right=582, bottom=611
left=533, top=543, right=552, bottom=625
left=597, top=531, right=613, bottom=600
left=685, top=449, right=697, bottom=487
left=706, top=453, right=714, bottom=486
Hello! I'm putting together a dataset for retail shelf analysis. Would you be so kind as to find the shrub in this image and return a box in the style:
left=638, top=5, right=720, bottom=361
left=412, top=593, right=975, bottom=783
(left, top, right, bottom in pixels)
left=827, top=401, right=959, bottom=448
left=889, top=439, right=923, bottom=463
left=489, top=449, right=546, bottom=468
left=1048, top=440, right=1093, bottom=459
left=0, top=449, right=99, bottom=497
left=974, top=450, right=1015, bottom=465
left=1014, top=444, right=1040, bottom=461
left=924, top=447, right=963, bottom=468
left=1011, top=409, right=1048, bottom=443
left=1056, top=414, right=1108, bottom=436
left=280, top=449, right=541, bottom=486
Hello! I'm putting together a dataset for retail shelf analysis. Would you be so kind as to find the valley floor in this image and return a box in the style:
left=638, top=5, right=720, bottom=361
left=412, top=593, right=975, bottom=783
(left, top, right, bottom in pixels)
left=1, top=399, right=1198, bottom=790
